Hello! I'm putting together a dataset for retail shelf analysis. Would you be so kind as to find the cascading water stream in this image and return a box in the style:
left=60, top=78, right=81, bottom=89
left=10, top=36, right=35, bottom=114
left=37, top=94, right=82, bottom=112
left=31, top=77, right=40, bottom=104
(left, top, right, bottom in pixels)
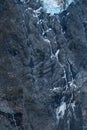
left=12, top=114, right=19, bottom=130
left=17, top=0, right=79, bottom=129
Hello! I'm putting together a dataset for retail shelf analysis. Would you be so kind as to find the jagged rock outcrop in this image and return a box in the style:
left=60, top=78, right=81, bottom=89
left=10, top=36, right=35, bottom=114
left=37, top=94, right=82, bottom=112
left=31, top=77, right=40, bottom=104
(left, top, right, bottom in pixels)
left=0, top=0, right=87, bottom=130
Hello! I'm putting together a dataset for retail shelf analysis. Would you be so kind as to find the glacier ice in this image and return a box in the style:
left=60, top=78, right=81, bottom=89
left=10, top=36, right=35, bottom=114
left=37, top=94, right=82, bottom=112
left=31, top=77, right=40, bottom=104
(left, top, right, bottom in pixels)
left=39, top=0, right=75, bottom=15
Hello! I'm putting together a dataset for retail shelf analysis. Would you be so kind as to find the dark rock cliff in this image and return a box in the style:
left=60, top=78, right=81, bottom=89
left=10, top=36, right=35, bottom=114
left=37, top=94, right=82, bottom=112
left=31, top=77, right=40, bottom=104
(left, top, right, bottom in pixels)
left=0, top=0, right=87, bottom=130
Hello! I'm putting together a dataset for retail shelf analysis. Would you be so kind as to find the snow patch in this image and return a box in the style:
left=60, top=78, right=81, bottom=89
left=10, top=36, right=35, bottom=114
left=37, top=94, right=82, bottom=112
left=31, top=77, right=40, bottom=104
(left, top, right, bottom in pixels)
left=39, top=0, right=74, bottom=15
left=56, top=102, right=66, bottom=121
left=43, top=38, right=50, bottom=43
left=55, top=49, right=60, bottom=61
left=71, top=102, right=75, bottom=111
left=51, top=87, right=62, bottom=93
left=68, top=80, right=77, bottom=89
left=33, top=7, right=42, bottom=14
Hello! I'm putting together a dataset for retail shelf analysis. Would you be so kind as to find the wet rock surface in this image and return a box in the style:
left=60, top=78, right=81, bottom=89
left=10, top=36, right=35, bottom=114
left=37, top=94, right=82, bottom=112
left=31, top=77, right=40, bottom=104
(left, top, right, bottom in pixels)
left=0, top=0, right=87, bottom=130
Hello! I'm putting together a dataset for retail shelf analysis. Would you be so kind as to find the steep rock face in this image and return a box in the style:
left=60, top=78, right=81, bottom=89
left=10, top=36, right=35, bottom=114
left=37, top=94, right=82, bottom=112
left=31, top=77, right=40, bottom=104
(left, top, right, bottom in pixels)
left=0, top=0, right=87, bottom=130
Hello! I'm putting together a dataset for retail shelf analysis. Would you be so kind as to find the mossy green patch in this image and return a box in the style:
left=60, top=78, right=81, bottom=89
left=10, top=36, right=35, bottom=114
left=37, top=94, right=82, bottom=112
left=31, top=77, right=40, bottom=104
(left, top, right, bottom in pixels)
left=25, top=98, right=35, bottom=105
left=3, top=88, right=23, bottom=101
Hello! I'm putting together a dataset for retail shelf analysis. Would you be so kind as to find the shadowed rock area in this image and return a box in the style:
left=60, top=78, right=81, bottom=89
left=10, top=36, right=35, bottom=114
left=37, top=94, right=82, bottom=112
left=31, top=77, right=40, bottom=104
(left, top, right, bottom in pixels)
left=0, top=0, right=87, bottom=130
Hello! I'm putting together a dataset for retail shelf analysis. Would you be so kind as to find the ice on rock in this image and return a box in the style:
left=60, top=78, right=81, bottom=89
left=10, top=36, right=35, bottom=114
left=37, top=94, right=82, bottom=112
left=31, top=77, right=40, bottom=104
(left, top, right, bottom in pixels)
left=55, top=49, right=60, bottom=61
left=20, top=0, right=24, bottom=2
left=38, top=0, right=74, bottom=15
left=34, top=7, right=42, bottom=14
left=41, top=0, right=62, bottom=15
left=56, top=102, right=66, bottom=121
left=71, top=101, right=75, bottom=111
left=20, top=0, right=26, bottom=3
left=66, top=12, right=70, bottom=16
left=51, top=87, right=63, bottom=93
left=68, top=80, right=77, bottom=89
left=43, top=38, right=50, bottom=43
